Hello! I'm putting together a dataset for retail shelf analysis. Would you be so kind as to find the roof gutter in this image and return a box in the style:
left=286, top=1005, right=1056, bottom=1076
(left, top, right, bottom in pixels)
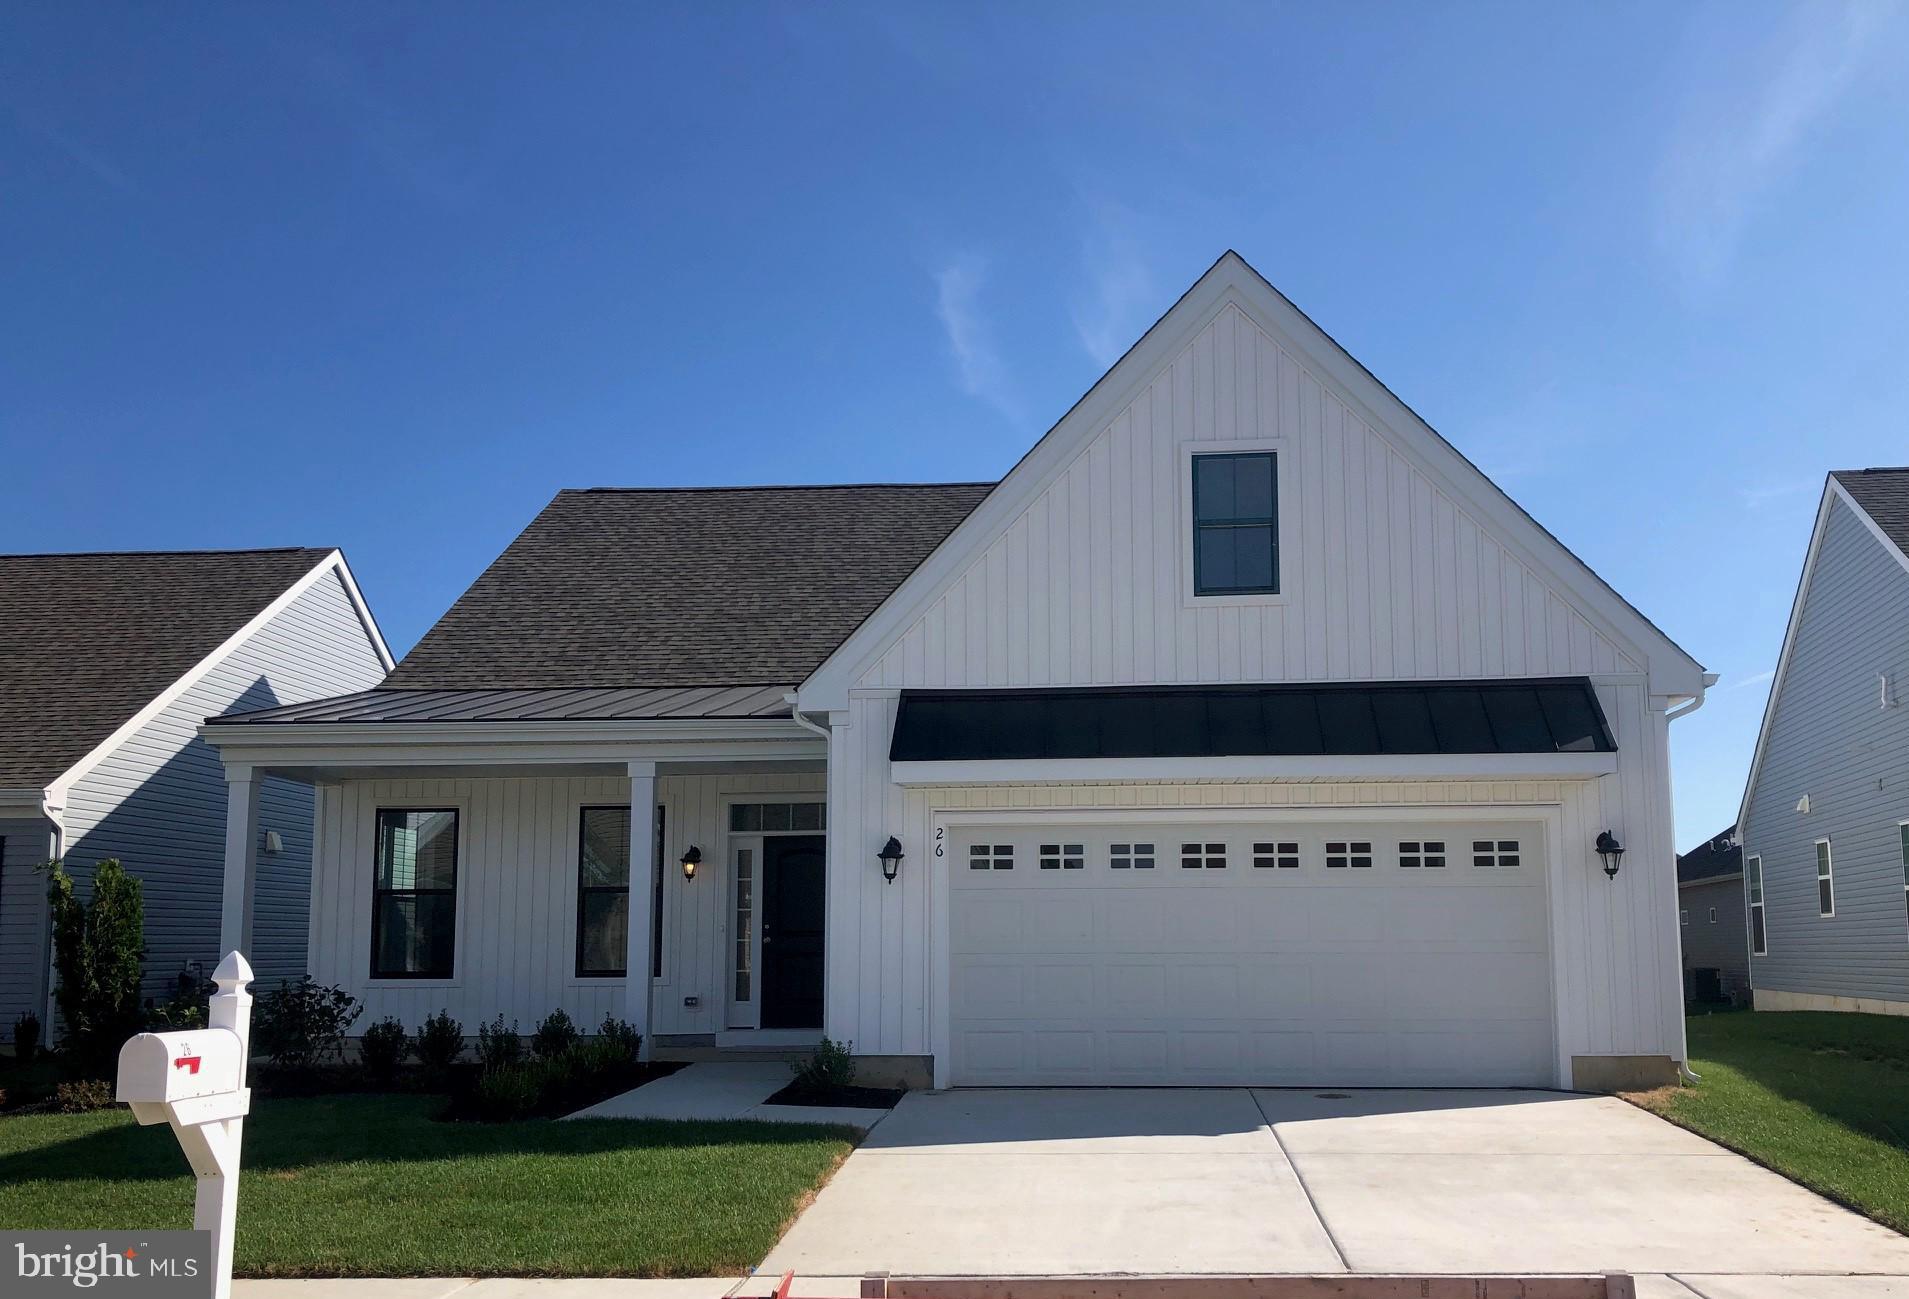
left=782, top=692, right=833, bottom=744
left=1665, top=672, right=1720, bottom=723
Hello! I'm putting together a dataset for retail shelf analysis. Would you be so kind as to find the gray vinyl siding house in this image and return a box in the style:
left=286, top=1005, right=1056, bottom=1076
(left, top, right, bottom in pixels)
left=0, top=549, right=390, bottom=1042
left=1739, top=469, right=1909, bottom=1015
left=1677, top=827, right=1747, bottom=1005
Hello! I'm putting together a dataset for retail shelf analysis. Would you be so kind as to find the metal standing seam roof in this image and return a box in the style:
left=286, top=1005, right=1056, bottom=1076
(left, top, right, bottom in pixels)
left=208, top=684, right=798, bottom=726
left=889, top=679, right=1615, bottom=762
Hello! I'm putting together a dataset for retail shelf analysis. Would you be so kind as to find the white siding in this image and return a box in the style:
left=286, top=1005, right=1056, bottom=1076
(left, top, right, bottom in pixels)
left=859, top=305, right=1643, bottom=691
left=307, top=770, right=825, bottom=1035
left=0, top=815, right=55, bottom=1034
left=58, top=567, right=387, bottom=995
left=824, top=678, right=1686, bottom=1078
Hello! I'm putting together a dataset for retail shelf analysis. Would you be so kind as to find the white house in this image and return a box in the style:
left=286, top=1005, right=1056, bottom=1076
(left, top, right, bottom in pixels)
left=1, top=547, right=391, bottom=1040
left=202, top=253, right=1709, bottom=1090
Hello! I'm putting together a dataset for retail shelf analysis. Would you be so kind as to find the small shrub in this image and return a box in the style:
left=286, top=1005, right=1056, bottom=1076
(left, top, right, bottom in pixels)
left=791, top=1036, right=856, bottom=1090
left=12, top=1011, right=41, bottom=1063
left=595, top=1014, right=642, bottom=1062
left=254, top=977, right=362, bottom=1070
left=55, top=1078, right=114, bottom=1113
left=415, top=1010, right=465, bottom=1078
left=476, top=1014, right=523, bottom=1071
left=46, top=859, right=146, bottom=1073
left=359, top=1017, right=409, bottom=1086
left=472, top=1060, right=546, bottom=1122
left=146, top=966, right=209, bottom=1031
left=532, top=1008, right=579, bottom=1059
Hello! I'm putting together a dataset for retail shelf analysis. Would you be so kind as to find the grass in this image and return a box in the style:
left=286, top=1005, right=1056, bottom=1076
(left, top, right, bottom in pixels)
left=0, top=1093, right=857, bottom=1277
left=1629, top=1010, right=1909, bottom=1234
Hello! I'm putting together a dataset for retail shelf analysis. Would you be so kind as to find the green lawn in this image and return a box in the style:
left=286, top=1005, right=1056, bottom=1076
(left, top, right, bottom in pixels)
left=0, top=1094, right=857, bottom=1277
left=1631, top=1011, right=1909, bottom=1233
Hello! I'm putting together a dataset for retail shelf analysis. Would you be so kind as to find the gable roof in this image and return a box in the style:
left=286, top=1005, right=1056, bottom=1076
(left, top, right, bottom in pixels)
left=0, top=547, right=340, bottom=788
left=1831, top=468, right=1909, bottom=558
left=381, top=483, right=995, bottom=692
left=799, top=250, right=1707, bottom=709
left=1736, top=470, right=1909, bottom=834
left=1677, top=825, right=1741, bottom=885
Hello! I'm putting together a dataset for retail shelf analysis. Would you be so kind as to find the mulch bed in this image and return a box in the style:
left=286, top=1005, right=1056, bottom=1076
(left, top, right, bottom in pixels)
left=764, top=1081, right=905, bottom=1109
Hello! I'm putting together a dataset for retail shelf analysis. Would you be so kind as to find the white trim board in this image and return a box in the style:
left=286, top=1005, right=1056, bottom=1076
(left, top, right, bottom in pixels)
left=799, top=251, right=1705, bottom=711
left=45, top=550, right=392, bottom=804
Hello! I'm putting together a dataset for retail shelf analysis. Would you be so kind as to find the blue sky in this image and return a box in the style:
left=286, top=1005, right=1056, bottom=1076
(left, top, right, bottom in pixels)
left=4, top=3, right=1907, bottom=849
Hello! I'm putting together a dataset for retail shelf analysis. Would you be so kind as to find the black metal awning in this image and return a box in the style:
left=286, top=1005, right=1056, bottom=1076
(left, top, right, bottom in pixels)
left=888, top=679, right=1615, bottom=762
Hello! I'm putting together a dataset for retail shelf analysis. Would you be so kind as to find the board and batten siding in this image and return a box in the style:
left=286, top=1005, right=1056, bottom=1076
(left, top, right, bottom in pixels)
left=857, top=304, right=1644, bottom=692
left=0, top=816, right=56, bottom=1032
left=822, top=676, right=1687, bottom=1077
left=58, top=566, right=388, bottom=996
left=307, top=770, right=824, bottom=1035
left=1742, top=496, right=1909, bottom=1005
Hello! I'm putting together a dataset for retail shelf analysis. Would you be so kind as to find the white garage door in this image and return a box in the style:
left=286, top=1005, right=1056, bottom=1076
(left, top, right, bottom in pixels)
left=949, top=820, right=1555, bottom=1087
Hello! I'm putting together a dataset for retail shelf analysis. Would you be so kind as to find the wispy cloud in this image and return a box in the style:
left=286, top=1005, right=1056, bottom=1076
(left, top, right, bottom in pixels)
left=1071, top=202, right=1156, bottom=369
left=1719, top=667, right=1776, bottom=694
left=933, top=255, right=1024, bottom=425
left=9, top=106, right=140, bottom=196
left=1656, top=3, right=1897, bottom=290
left=1739, top=478, right=1817, bottom=509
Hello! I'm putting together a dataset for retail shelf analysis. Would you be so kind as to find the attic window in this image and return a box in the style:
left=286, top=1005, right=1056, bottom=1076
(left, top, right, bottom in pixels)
left=1192, top=452, right=1279, bottom=596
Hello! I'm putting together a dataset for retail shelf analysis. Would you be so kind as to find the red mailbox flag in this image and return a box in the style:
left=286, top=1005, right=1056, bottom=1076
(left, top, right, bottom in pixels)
left=175, top=1055, right=202, bottom=1074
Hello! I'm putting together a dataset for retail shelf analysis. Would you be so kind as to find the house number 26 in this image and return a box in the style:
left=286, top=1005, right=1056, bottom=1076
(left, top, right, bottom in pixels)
left=934, top=827, right=944, bottom=857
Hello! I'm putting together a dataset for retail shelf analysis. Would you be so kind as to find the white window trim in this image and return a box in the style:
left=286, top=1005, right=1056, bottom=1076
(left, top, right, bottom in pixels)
left=1178, top=437, right=1295, bottom=608
left=1748, top=854, right=1768, bottom=955
left=1899, top=820, right=1909, bottom=944
left=1815, top=838, right=1835, bottom=917
left=1709, top=906, right=1718, bottom=923
left=1680, top=908, right=1688, bottom=926
left=365, top=799, right=469, bottom=990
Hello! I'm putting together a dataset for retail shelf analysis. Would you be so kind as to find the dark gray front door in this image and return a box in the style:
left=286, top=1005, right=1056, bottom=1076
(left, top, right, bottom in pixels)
left=761, top=834, right=826, bottom=1029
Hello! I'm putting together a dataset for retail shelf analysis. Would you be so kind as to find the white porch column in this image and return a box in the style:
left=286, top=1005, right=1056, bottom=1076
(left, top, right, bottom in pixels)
left=218, top=765, right=261, bottom=956
left=625, top=761, right=658, bottom=1060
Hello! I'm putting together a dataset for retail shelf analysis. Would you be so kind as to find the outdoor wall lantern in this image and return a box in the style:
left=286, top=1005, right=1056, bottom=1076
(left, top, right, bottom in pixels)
left=878, top=835, right=904, bottom=884
left=1595, top=831, right=1625, bottom=880
left=679, top=845, right=702, bottom=882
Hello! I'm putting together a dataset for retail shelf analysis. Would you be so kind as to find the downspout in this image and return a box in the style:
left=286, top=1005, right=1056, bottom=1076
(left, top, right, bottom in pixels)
left=1664, top=673, right=1718, bottom=1085
left=784, top=694, right=831, bottom=744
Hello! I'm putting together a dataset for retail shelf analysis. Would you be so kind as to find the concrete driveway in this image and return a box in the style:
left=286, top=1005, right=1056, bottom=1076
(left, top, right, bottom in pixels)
left=761, top=1087, right=1909, bottom=1286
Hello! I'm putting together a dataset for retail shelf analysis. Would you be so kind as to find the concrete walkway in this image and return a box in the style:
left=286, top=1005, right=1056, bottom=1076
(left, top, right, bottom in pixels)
left=761, top=1087, right=1909, bottom=1284
left=564, top=1060, right=889, bottom=1129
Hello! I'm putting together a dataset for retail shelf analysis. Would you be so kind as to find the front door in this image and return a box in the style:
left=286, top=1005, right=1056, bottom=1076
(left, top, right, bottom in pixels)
left=760, top=834, right=826, bottom=1029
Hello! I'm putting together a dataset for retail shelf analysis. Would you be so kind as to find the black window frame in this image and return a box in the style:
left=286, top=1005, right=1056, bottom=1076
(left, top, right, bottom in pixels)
left=1191, top=451, right=1280, bottom=596
left=576, top=806, right=630, bottom=979
left=370, top=807, right=459, bottom=981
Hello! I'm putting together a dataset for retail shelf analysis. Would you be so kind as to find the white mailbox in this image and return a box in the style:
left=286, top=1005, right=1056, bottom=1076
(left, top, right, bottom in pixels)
left=117, top=951, right=255, bottom=1299
left=117, top=1028, right=245, bottom=1105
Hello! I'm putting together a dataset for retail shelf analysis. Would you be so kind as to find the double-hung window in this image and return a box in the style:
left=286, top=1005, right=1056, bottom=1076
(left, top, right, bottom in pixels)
left=577, top=806, right=632, bottom=977
left=1747, top=854, right=1767, bottom=955
left=1192, top=452, right=1278, bottom=595
left=1815, top=839, right=1835, bottom=917
left=371, top=808, right=458, bottom=979
left=1899, top=822, right=1909, bottom=937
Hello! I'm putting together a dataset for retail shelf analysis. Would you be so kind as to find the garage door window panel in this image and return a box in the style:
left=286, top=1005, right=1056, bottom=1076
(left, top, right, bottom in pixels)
left=1110, top=842, right=1156, bottom=869
left=1040, top=843, right=1085, bottom=870
left=1254, top=841, right=1300, bottom=869
left=1325, top=841, right=1373, bottom=869
left=1398, top=840, right=1447, bottom=869
left=1181, top=842, right=1227, bottom=869
left=970, top=844, right=1014, bottom=871
left=1473, top=839, right=1521, bottom=868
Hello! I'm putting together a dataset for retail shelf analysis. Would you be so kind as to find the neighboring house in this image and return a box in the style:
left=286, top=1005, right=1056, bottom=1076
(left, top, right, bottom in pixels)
left=1677, top=826, right=1747, bottom=1005
left=202, top=252, right=1710, bottom=1091
left=1738, top=468, right=1909, bottom=1016
left=0, top=548, right=391, bottom=1041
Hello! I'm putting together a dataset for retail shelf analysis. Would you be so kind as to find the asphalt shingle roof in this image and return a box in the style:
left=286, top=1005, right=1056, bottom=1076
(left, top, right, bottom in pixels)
left=1832, top=468, right=1909, bottom=556
left=0, top=548, right=334, bottom=788
left=380, top=483, right=995, bottom=692
left=1677, top=825, right=1742, bottom=885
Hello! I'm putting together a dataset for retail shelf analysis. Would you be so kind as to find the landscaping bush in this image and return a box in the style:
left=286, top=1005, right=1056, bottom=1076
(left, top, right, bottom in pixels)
left=477, top=1014, right=523, bottom=1071
left=596, top=1013, right=642, bottom=1061
left=54, top=1078, right=114, bottom=1113
left=12, top=1011, right=41, bottom=1063
left=415, top=1010, right=465, bottom=1078
left=254, top=977, right=362, bottom=1070
left=359, top=1017, right=409, bottom=1086
left=472, top=1059, right=546, bottom=1122
left=791, top=1036, right=856, bottom=1090
left=46, top=859, right=146, bottom=1073
left=532, top=1008, right=579, bottom=1059
left=463, top=1037, right=648, bottom=1121
left=145, top=966, right=209, bottom=1031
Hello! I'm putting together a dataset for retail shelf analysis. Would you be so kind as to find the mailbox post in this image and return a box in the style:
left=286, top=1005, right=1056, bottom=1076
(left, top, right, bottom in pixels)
left=116, top=951, right=254, bottom=1299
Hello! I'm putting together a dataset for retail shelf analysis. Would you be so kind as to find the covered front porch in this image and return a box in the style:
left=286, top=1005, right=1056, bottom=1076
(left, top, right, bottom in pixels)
left=199, top=686, right=830, bottom=1055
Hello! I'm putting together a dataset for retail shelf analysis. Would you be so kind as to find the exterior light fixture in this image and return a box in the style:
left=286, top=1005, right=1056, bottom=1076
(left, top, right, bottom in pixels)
left=878, top=836, right=904, bottom=884
left=1595, top=831, right=1625, bottom=880
left=679, top=845, right=702, bottom=882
